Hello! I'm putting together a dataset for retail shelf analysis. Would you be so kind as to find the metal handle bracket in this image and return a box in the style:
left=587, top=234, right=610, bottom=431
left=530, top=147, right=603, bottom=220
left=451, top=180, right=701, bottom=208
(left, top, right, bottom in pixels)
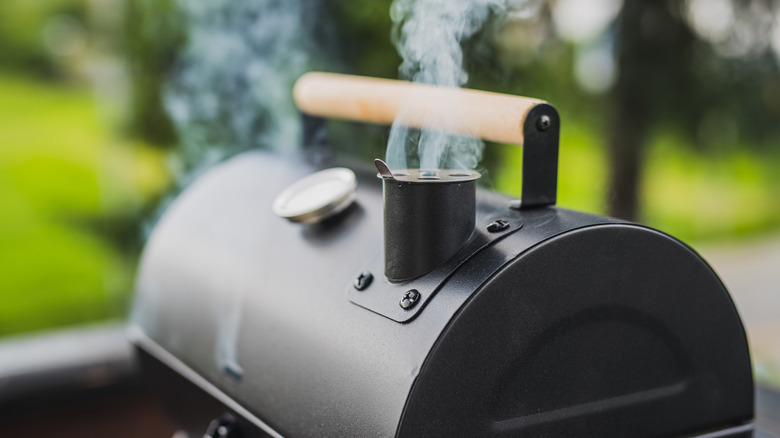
left=515, top=103, right=560, bottom=209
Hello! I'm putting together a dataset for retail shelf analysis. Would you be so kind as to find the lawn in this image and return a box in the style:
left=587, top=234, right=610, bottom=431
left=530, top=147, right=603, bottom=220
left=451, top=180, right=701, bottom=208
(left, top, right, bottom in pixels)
left=0, top=71, right=169, bottom=336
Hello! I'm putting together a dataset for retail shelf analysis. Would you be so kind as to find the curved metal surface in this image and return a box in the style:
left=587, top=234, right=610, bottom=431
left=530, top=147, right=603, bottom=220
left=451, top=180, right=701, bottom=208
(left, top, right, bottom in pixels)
left=131, top=150, right=618, bottom=437
left=399, top=225, right=754, bottom=437
left=131, top=150, right=752, bottom=438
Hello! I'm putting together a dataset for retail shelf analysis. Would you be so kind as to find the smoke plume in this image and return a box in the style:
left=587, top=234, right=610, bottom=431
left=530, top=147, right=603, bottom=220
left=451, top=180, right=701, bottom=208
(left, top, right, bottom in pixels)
left=153, top=0, right=328, bottom=378
left=164, top=0, right=323, bottom=179
left=387, top=0, right=538, bottom=170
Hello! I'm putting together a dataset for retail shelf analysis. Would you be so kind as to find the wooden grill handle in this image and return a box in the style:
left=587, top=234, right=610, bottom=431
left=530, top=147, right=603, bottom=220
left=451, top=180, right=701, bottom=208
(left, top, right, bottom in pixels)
left=293, top=72, right=546, bottom=145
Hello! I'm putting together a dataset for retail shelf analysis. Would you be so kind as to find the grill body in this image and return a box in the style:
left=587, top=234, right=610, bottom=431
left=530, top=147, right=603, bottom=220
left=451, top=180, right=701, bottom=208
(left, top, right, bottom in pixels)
left=131, top=150, right=753, bottom=438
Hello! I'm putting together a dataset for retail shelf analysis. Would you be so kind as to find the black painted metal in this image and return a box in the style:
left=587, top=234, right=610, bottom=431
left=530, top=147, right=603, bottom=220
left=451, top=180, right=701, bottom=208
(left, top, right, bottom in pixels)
left=301, top=114, right=327, bottom=150
left=135, top=345, right=277, bottom=438
left=397, top=225, right=754, bottom=437
left=520, top=103, right=560, bottom=208
left=131, top=149, right=753, bottom=437
left=345, top=208, right=523, bottom=323
left=300, top=114, right=331, bottom=167
left=382, top=176, right=476, bottom=282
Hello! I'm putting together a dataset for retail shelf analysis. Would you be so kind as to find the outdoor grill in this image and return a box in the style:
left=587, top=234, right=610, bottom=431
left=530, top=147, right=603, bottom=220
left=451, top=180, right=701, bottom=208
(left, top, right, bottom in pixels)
left=129, top=73, right=754, bottom=437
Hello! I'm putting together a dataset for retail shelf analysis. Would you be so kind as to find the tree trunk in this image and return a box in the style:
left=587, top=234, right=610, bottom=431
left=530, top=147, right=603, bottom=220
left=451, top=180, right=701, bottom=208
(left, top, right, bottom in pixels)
left=607, top=0, right=695, bottom=221
left=607, top=105, right=647, bottom=221
left=607, top=0, right=652, bottom=221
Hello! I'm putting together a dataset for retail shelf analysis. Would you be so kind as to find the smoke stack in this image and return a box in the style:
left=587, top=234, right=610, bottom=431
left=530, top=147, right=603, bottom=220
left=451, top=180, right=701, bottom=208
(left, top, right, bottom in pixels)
left=375, top=159, right=479, bottom=282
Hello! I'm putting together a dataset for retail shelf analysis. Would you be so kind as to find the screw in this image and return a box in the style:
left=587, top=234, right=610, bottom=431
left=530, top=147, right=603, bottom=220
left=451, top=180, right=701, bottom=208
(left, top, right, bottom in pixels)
left=353, top=271, right=373, bottom=291
left=400, top=289, right=421, bottom=310
left=205, top=416, right=238, bottom=438
left=536, top=114, right=551, bottom=131
left=487, top=219, right=510, bottom=233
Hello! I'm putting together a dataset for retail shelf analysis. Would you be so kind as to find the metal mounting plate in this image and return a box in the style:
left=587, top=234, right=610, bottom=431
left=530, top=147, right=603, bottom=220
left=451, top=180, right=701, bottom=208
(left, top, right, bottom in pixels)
left=346, top=207, right=524, bottom=323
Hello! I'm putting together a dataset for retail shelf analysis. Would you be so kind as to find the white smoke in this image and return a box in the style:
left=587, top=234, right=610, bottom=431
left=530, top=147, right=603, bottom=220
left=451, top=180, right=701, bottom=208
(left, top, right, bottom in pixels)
left=164, top=0, right=319, bottom=178
left=386, top=0, right=540, bottom=170
left=157, top=0, right=326, bottom=378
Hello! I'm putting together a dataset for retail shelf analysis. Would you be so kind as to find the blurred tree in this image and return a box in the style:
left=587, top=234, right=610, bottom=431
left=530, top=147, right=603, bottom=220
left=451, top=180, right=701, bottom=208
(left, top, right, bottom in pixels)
left=607, top=1, right=696, bottom=220
left=122, top=0, right=183, bottom=147
left=608, top=0, right=780, bottom=220
left=0, top=0, right=89, bottom=78
left=116, top=0, right=780, bottom=222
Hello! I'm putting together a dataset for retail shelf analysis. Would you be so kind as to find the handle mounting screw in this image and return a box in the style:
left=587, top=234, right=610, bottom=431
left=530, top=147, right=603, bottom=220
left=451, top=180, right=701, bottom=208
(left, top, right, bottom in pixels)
left=536, top=114, right=551, bottom=131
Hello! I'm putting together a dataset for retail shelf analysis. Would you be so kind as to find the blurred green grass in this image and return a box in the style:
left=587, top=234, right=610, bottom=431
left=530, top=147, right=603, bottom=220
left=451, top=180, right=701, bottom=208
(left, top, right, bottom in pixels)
left=0, top=71, right=169, bottom=335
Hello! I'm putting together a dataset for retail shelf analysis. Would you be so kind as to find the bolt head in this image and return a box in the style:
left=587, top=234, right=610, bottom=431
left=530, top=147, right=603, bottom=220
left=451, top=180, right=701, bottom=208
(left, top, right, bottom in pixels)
left=205, top=417, right=237, bottom=438
left=400, top=289, right=421, bottom=310
left=354, top=271, right=373, bottom=291
left=536, top=114, right=551, bottom=131
left=487, top=219, right=510, bottom=233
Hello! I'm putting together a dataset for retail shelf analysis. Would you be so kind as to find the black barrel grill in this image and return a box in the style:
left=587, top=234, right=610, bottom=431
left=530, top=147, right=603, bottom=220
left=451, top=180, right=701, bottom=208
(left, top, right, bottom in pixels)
left=130, top=73, right=754, bottom=438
